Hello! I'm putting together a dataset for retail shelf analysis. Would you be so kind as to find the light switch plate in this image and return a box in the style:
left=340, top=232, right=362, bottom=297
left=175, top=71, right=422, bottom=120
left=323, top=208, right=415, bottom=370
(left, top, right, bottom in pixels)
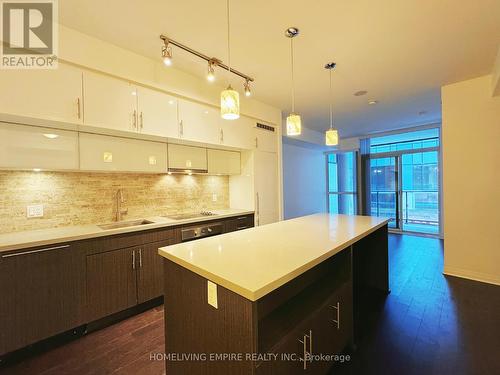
left=148, top=155, right=157, bottom=165
left=27, top=204, right=44, bottom=218
left=103, top=152, right=113, bottom=163
left=212, top=193, right=217, bottom=202
left=207, top=281, right=218, bottom=309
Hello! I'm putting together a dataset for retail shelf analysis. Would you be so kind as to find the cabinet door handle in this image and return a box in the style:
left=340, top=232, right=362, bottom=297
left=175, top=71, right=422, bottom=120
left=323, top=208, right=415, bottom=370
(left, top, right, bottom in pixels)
left=255, top=137, right=258, bottom=148
left=308, top=329, right=313, bottom=358
left=298, top=334, right=308, bottom=370
left=77, top=97, right=81, bottom=120
left=330, top=302, right=340, bottom=329
left=132, top=250, right=136, bottom=269
left=220, top=129, right=224, bottom=143
left=179, top=120, right=184, bottom=137
left=1, top=244, right=70, bottom=258
left=133, top=110, right=137, bottom=129
left=140, top=112, right=144, bottom=130
left=138, top=248, right=142, bottom=268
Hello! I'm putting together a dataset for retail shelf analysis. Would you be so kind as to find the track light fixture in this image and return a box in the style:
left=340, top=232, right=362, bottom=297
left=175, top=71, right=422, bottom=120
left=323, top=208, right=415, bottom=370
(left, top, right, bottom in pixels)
left=161, top=39, right=172, bottom=66
left=159, top=31, right=254, bottom=116
left=244, top=79, right=251, bottom=97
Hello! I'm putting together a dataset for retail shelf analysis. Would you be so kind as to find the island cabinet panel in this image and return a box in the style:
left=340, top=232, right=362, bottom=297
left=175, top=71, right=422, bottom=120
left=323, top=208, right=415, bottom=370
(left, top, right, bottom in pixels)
left=85, top=246, right=138, bottom=322
left=164, top=260, right=257, bottom=375
left=0, top=243, right=86, bottom=355
left=137, top=239, right=176, bottom=303
left=162, top=244, right=354, bottom=375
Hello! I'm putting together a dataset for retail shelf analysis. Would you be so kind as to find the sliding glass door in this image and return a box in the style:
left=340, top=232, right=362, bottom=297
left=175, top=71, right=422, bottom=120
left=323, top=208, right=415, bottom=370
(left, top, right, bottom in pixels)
left=369, top=157, right=399, bottom=229
left=368, top=151, right=439, bottom=234
left=327, top=151, right=358, bottom=215
left=401, top=151, right=439, bottom=234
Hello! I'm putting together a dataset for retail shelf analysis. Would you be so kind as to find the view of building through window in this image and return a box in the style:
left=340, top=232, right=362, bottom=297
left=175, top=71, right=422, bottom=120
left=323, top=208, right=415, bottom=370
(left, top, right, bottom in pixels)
left=368, top=128, right=440, bottom=234
left=327, top=151, right=357, bottom=215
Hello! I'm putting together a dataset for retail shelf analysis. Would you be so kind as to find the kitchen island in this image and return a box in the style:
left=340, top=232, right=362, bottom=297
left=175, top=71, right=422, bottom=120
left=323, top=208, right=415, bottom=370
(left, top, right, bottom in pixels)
left=158, top=213, right=389, bottom=375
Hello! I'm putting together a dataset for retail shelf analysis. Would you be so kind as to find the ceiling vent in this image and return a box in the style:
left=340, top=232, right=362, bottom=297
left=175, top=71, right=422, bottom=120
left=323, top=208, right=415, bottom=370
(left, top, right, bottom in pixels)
left=256, top=123, right=275, bottom=132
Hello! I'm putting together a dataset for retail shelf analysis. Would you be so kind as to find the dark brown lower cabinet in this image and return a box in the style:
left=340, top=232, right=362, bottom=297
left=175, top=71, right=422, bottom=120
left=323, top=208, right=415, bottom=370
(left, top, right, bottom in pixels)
left=224, top=214, right=254, bottom=233
left=255, top=283, right=352, bottom=375
left=137, top=239, right=176, bottom=303
left=0, top=213, right=254, bottom=357
left=86, top=246, right=138, bottom=322
left=0, top=244, right=86, bottom=355
left=86, top=239, right=175, bottom=321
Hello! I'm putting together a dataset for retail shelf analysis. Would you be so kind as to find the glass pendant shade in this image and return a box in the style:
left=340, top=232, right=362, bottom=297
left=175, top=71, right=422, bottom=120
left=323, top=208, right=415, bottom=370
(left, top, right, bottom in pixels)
left=220, top=85, right=240, bottom=120
left=286, top=113, right=302, bottom=136
left=325, top=128, right=339, bottom=146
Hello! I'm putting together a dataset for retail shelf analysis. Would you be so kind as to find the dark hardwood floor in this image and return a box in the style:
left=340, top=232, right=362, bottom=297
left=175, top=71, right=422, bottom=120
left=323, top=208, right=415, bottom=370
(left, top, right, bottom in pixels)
left=1, top=234, right=499, bottom=375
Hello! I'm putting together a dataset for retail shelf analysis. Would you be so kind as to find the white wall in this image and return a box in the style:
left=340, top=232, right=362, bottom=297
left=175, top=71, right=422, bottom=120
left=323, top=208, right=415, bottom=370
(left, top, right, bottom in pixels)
left=441, top=74, right=500, bottom=285
left=282, top=139, right=327, bottom=219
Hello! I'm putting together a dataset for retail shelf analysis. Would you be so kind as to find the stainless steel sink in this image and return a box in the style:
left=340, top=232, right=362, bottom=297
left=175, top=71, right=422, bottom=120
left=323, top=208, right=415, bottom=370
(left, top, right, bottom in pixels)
left=98, top=219, right=155, bottom=230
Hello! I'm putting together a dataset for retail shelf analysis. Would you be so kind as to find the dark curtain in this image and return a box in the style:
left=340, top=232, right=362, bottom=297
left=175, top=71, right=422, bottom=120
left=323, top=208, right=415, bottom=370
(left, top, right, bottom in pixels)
left=360, top=138, right=371, bottom=215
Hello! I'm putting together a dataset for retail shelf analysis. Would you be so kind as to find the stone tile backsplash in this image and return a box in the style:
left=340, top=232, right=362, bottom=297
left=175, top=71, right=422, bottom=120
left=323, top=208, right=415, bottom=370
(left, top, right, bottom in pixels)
left=0, top=171, right=229, bottom=234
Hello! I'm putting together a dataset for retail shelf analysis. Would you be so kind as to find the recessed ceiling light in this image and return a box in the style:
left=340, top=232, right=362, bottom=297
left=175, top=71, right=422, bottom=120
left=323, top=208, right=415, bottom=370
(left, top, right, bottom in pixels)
left=354, top=90, right=368, bottom=96
left=368, top=100, right=378, bottom=105
left=168, top=100, right=175, bottom=105
left=33, top=168, right=42, bottom=172
left=43, top=133, right=59, bottom=139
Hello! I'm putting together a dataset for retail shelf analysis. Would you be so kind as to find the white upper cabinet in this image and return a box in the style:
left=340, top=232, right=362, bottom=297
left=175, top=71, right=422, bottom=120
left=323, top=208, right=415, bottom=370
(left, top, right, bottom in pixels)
left=83, top=71, right=137, bottom=132
left=0, top=123, right=79, bottom=170
left=167, top=144, right=208, bottom=172
left=135, top=86, right=179, bottom=138
left=254, top=150, right=279, bottom=225
left=177, top=100, right=220, bottom=145
left=79, top=133, right=167, bottom=173
left=208, top=149, right=241, bottom=175
left=0, top=63, right=83, bottom=124
left=255, top=125, right=278, bottom=153
left=220, top=116, right=255, bottom=150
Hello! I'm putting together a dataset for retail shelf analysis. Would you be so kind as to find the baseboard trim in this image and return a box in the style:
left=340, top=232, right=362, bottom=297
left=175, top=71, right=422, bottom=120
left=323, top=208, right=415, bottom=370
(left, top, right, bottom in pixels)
left=443, top=266, right=500, bottom=286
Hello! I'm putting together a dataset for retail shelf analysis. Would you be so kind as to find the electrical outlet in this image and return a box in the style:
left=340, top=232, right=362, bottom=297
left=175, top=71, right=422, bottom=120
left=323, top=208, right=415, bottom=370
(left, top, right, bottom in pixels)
left=212, top=193, right=217, bottom=202
left=27, top=204, right=44, bottom=218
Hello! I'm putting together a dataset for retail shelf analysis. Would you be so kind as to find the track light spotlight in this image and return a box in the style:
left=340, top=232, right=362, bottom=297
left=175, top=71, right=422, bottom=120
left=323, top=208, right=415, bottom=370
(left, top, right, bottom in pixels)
left=162, top=41, right=172, bottom=66
left=207, top=59, right=218, bottom=82
left=244, top=79, right=251, bottom=97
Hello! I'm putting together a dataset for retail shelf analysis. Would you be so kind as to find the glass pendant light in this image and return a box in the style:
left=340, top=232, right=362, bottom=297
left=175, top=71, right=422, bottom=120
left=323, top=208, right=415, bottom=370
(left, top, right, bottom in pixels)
left=220, top=0, right=240, bottom=120
left=285, top=27, right=301, bottom=136
left=325, top=62, right=339, bottom=146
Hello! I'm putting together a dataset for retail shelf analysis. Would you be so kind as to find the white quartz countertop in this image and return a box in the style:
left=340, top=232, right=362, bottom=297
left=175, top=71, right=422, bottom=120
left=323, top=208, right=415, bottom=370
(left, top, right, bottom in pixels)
left=158, top=214, right=389, bottom=301
left=0, top=209, right=254, bottom=253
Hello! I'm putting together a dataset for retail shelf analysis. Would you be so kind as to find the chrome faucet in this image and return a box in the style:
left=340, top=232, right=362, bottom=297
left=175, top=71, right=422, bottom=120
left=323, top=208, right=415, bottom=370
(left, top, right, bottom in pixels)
left=116, top=189, right=128, bottom=221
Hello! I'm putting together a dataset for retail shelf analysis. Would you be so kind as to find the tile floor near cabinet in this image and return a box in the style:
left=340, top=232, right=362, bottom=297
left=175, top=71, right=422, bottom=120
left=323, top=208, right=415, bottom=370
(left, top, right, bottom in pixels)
left=1, top=234, right=499, bottom=375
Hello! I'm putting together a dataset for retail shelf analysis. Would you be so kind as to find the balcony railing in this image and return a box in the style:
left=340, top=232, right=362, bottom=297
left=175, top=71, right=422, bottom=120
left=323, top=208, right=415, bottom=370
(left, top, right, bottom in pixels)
left=370, top=190, right=439, bottom=226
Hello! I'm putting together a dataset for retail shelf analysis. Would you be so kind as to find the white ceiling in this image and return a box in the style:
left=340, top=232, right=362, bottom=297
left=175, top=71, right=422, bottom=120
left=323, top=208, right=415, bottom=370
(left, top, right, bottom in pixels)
left=60, top=0, right=500, bottom=138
